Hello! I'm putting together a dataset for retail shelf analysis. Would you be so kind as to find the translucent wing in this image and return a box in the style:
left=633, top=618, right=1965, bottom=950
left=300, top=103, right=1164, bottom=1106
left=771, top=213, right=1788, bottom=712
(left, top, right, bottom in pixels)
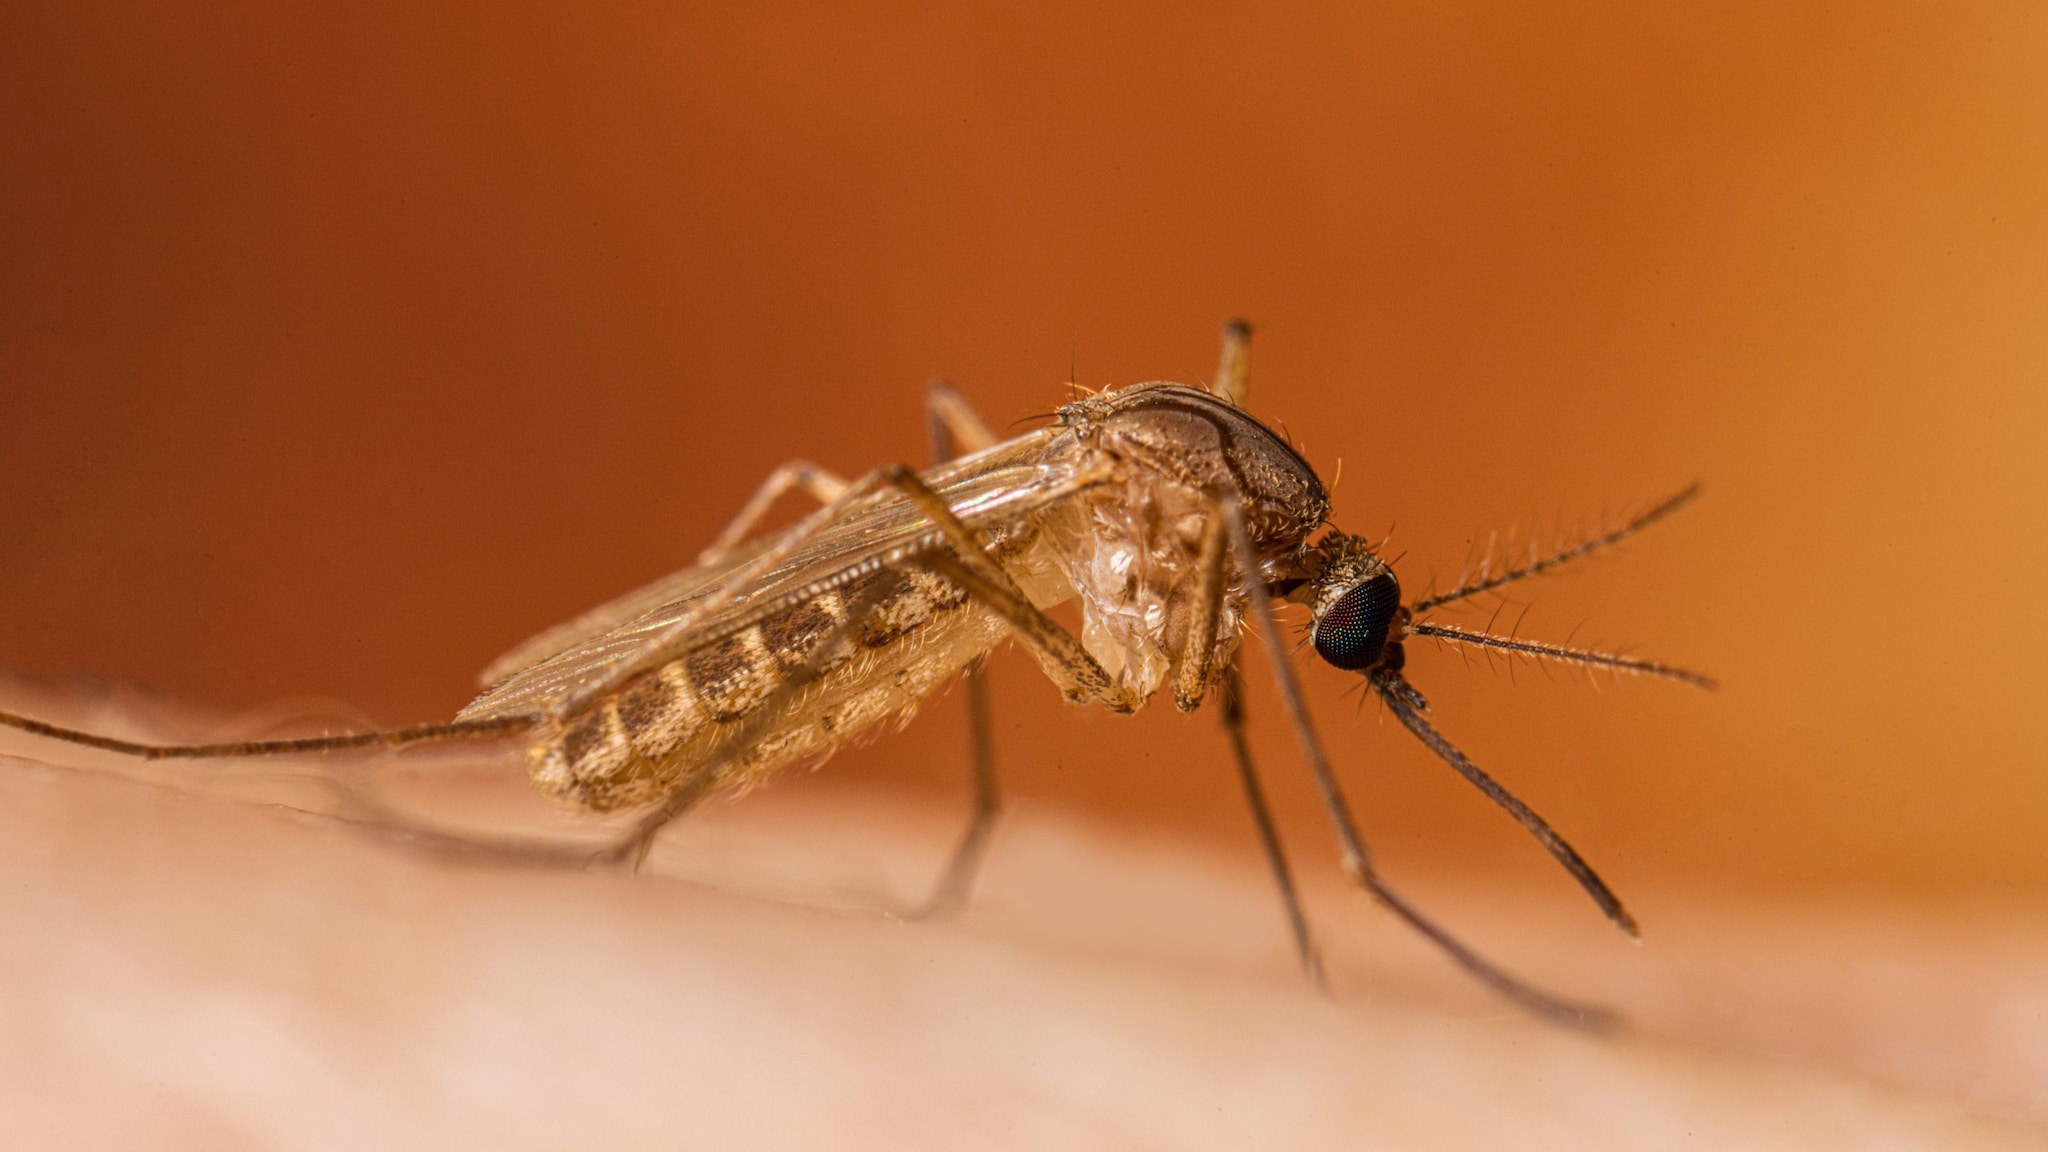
left=472, top=532, right=778, bottom=691
left=459, top=428, right=1086, bottom=722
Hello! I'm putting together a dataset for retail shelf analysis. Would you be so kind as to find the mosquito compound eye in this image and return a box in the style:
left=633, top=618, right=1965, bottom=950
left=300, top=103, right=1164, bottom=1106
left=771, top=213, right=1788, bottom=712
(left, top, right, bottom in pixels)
left=1312, top=571, right=1401, bottom=672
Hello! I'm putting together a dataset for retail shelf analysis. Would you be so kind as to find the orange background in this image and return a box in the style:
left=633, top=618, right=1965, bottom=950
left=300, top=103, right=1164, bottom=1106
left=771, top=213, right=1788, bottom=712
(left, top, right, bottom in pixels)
left=3, top=1, right=2044, bottom=905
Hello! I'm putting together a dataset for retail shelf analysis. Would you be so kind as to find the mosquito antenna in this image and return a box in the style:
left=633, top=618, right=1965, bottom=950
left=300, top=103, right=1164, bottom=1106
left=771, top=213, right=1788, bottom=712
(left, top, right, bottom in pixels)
left=1368, top=671, right=1639, bottom=938
left=1005, top=409, right=1063, bottom=434
left=1413, top=483, right=1701, bottom=612
left=1409, top=623, right=1718, bottom=691
left=0, top=709, right=540, bottom=760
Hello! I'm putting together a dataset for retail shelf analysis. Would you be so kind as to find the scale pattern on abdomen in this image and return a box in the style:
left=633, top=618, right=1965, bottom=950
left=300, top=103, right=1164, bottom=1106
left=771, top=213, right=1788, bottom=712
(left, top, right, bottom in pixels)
left=529, top=565, right=1001, bottom=811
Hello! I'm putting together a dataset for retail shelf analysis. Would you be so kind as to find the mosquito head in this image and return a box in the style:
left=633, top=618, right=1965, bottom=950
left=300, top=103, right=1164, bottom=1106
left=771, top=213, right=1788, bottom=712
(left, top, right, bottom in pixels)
left=1298, top=531, right=1406, bottom=674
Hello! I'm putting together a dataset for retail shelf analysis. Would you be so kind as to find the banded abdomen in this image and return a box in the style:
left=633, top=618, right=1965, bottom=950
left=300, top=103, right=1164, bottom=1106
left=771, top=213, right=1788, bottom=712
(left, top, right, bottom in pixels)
left=529, top=564, right=1009, bottom=811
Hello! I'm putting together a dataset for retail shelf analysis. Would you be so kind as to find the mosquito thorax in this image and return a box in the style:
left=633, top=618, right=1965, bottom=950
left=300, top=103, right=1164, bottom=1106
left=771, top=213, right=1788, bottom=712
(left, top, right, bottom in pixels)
left=1303, top=533, right=1405, bottom=673
left=1055, top=382, right=1330, bottom=555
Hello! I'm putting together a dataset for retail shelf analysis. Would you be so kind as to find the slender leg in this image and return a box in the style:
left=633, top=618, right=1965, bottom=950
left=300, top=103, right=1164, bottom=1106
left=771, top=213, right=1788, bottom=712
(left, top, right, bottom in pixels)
left=317, top=781, right=630, bottom=870
left=1217, top=662, right=1326, bottom=988
left=588, top=764, right=727, bottom=871
left=703, top=377, right=1005, bottom=573
left=914, top=663, right=1001, bottom=917
left=880, top=466, right=1139, bottom=712
left=697, top=459, right=850, bottom=565
left=1153, top=493, right=1322, bottom=978
left=1213, top=318, right=1253, bottom=407
left=0, top=707, right=539, bottom=761
left=927, top=380, right=999, bottom=455
left=1218, top=493, right=1616, bottom=1031
left=920, top=381, right=1004, bottom=915
left=1170, top=506, right=1231, bottom=711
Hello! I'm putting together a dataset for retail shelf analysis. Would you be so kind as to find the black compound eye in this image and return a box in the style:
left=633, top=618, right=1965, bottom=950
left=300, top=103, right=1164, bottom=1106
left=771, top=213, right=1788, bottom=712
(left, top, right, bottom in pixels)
left=1312, top=572, right=1401, bottom=672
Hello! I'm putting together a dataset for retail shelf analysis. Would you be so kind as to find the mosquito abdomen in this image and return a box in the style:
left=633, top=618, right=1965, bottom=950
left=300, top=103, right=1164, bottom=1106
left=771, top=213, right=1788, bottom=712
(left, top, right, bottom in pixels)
left=530, top=566, right=1000, bottom=812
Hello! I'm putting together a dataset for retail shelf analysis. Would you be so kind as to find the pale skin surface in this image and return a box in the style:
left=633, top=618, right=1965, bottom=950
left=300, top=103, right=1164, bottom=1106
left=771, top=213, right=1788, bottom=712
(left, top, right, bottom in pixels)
left=2, top=698, right=2045, bottom=1150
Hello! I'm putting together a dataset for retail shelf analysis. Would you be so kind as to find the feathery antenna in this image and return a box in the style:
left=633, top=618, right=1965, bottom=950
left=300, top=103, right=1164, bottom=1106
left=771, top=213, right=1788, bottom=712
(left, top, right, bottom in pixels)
left=1408, top=624, right=1718, bottom=691
left=1413, top=484, right=1701, bottom=612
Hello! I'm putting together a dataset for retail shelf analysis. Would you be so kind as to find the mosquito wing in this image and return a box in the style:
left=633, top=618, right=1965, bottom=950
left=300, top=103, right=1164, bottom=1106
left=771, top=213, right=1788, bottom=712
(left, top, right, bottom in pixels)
left=472, top=532, right=778, bottom=691
left=472, top=429, right=1062, bottom=688
left=458, top=428, right=1088, bottom=722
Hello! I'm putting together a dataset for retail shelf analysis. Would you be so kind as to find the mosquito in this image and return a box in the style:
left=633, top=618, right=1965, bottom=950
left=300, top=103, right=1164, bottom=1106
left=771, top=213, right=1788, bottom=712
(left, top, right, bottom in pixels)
left=0, top=322, right=1710, bottom=1028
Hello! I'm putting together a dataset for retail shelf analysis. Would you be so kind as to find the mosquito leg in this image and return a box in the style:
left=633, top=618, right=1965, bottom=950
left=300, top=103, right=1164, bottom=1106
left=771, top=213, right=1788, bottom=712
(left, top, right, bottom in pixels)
left=1170, top=505, right=1231, bottom=711
left=912, top=662, right=1001, bottom=918
left=0, top=708, right=540, bottom=761
left=584, top=768, right=725, bottom=871
left=697, top=459, right=851, bottom=565
left=916, top=382, right=1005, bottom=917
left=1217, top=493, right=1617, bottom=1031
left=318, top=777, right=619, bottom=870
left=1217, top=661, right=1325, bottom=988
left=1213, top=318, right=1253, bottom=406
left=703, top=378, right=996, bottom=573
left=877, top=465, right=1138, bottom=712
left=1165, top=494, right=1321, bottom=980
left=927, top=380, right=999, bottom=456
left=912, top=554, right=1131, bottom=710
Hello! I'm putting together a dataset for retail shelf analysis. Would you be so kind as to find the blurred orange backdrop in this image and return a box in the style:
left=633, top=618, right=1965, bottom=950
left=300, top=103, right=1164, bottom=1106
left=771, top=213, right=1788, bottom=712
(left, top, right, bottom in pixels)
left=2, top=1, right=2043, bottom=906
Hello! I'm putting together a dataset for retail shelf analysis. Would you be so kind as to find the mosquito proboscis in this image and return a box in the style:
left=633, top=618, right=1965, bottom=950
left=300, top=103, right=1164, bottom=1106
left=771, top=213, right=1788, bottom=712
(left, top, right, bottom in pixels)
left=0, top=321, right=1711, bottom=1029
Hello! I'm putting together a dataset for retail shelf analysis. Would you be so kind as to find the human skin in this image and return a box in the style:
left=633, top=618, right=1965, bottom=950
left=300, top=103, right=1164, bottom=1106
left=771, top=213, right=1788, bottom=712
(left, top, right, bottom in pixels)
left=2, top=707, right=2042, bottom=1149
